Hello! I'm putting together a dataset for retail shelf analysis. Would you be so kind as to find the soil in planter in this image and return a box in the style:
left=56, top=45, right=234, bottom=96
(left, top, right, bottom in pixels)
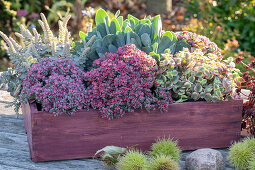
left=172, top=97, right=206, bottom=102
left=36, top=102, right=42, bottom=111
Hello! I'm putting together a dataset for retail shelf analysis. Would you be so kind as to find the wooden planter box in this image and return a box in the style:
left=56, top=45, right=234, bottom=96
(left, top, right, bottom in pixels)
left=22, top=100, right=242, bottom=162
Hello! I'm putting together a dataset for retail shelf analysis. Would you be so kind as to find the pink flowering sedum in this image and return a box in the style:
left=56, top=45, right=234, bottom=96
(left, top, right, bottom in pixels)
left=84, top=44, right=172, bottom=119
left=20, top=58, right=87, bottom=116
left=175, top=31, right=222, bottom=59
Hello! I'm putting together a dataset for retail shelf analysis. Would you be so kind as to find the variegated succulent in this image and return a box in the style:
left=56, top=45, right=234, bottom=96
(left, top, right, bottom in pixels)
left=73, top=8, right=189, bottom=71
left=156, top=48, right=242, bottom=102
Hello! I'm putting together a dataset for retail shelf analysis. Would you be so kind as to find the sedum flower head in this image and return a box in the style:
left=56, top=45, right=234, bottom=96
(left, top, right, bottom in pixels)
left=84, top=44, right=172, bottom=119
left=20, top=58, right=87, bottom=116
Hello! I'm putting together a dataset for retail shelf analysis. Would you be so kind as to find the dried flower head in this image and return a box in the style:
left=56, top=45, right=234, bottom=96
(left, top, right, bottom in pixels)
left=235, top=56, right=244, bottom=64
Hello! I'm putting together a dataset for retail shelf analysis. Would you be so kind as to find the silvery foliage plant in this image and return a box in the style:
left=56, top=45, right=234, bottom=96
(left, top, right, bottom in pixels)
left=0, top=13, right=90, bottom=116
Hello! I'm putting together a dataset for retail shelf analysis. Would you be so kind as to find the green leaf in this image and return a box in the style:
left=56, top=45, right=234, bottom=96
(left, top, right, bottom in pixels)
left=91, top=39, right=103, bottom=50
left=111, top=18, right=121, bottom=32
left=158, top=33, right=175, bottom=53
left=129, top=18, right=135, bottom=30
left=222, top=78, right=229, bottom=89
left=124, top=26, right=133, bottom=33
left=96, top=23, right=107, bottom=37
left=227, top=95, right=233, bottom=101
left=161, top=75, right=167, bottom=82
left=109, top=21, right=116, bottom=35
left=174, top=39, right=190, bottom=54
left=151, top=15, right=162, bottom=42
left=166, top=71, right=173, bottom=79
left=200, top=79, right=207, bottom=86
left=205, top=86, right=212, bottom=93
left=79, top=31, right=87, bottom=41
left=117, top=16, right=123, bottom=28
left=116, top=32, right=125, bottom=47
left=141, top=33, right=151, bottom=46
left=108, top=44, right=118, bottom=53
left=96, top=47, right=108, bottom=56
left=114, top=10, right=120, bottom=18
left=152, top=42, right=158, bottom=52
left=191, top=92, right=199, bottom=100
left=211, top=96, right=219, bottom=102
left=102, top=153, right=114, bottom=160
left=128, top=14, right=139, bottom=24
left=131, top=32, right=142, bottom=48
left=139, top=19, right=151, bottom=25
left=95, top=8, right=109, bottom=25
left=102, top=34, right=116, bottom=47
left=172, top=75, right=179, bottom=84
left=141, top=46, right=152, bottom=54
left=204, top=93, right=212, bottom=102
left=138, top=23, right=151, bottom=36
left=175, top=98, right=187, bottom=103
left=162, top=31, right=174, bottom=41
left=215, top=90, right=222, bottom=97
left=196, top=72, right=203, bottom=77
left=194, top=83, right=202, bottom=92
left=172, top=70, right=178, bottom=76
left=184, top=82, right=191, bottom=89
left=149, top=51, right=160, bottom=62
left=188, top=76, right=195, bottom=82
left=130, top=38, right=138, bottom=47
left=95, top=146, right=127, bottom=156
left=104, top=17, right=110, bottom=34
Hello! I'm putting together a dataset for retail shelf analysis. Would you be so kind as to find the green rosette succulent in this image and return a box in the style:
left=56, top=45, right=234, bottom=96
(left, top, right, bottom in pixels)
left=72, top=8, right=189, bottom=71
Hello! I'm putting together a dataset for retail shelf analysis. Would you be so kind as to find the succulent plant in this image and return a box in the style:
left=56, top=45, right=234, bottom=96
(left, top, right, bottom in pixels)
left=0, top=13, right=77, bottom=115
left=150, top=137, right=181, bottom=161
left=73, top=8, right=189, bottom=71
left=175, top=31, right=222, bottom=59
left=150, top=155, right=179, bottom=170
left=156, top=48, right=242, bottom=102
left=95, top=145, right=127, bottom=168
left=117, top=150, right=149, bottom=170
left=20, top=58, right=87, bottom=116
left=84, top=44, right=172, bottom=119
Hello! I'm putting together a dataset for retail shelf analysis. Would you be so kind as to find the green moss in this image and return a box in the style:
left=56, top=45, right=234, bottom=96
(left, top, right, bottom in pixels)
left=150, top=137, right=181, bottom=161
left=150, top=155, right=179, bottom=170
left=117, top=150, right=149, bottom=170
left=228, top=141, right=254, bottom=170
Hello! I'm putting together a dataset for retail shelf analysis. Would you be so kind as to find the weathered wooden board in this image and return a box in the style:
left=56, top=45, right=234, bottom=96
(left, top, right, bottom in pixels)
left=0, top=147, right=105, bottom=170
left=22, top=100, right=242, bottom=162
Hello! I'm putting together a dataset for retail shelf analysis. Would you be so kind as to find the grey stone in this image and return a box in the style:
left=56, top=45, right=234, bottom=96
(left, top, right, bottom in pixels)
left=185, top=148, right=225, bottom=170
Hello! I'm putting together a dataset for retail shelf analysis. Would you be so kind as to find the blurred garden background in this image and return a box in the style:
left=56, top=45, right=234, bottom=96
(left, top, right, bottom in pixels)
left=0, top=0, right=254, bottom=73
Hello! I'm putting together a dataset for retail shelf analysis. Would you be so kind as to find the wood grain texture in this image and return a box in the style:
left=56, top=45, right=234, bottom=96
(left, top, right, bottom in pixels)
left=22, top=100, right=243, bottom=162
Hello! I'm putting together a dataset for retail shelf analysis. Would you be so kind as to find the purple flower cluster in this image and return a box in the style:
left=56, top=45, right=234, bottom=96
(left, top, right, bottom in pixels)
left=20, top=45, right=172, bottom=119
left=175, top=31, right=222, bottom=59
left=20, top=58, right=87, bottom=116
left=84, top=44, right=172, bottom=119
